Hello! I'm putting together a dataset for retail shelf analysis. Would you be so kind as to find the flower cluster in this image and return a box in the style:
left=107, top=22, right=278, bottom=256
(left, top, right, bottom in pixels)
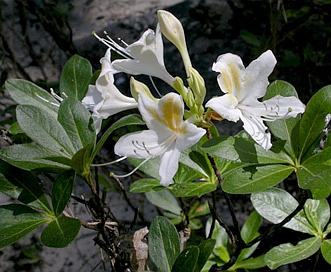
left=84, top=10, right=305, bottom=186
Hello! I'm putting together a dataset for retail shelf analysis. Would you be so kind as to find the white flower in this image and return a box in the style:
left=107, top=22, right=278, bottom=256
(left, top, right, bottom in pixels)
left=94, top=25, right=174, bottom=87
left=114, top=92, right=206, bottom=186
left=82, top=48, right=138, bottom=133
left=206, top=50, right=305, bottom=149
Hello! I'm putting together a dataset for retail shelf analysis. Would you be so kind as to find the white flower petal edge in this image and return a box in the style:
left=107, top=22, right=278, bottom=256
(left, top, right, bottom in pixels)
left=114, top=92, right=206, bottom=186
left=206, top=50, right=305, bottom=149
left=111, top=24, right=175, bottom=87
left=82, top=48, right=138, bottom=133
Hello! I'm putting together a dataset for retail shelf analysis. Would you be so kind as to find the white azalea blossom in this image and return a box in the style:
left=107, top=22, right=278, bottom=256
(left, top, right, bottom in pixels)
left=114, top=92, right=206, bottom=187
left=95, top=25, right=174, bottom=87
left=82, top=48, right=138, bottom=133
left=206, top=50, right=305, bottom=149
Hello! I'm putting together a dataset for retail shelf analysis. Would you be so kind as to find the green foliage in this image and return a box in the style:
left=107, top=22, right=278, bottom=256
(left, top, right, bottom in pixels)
left=40, top=216, right=81, bottom=248
left=202, top=212, right=266, bottom=271
left=0, top=204, right=49, bottom=248
left=252, top=187, right=331, bottom=269
left=59, top=55, right=92, bottom=101
left=149, top=216, right=180, bottom=272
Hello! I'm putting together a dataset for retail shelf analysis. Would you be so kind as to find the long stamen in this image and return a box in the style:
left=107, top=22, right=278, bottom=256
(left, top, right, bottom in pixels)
left=50, top=88, right=64, bottom=102
left=149, top=76, right=163, bottom=97
left=93, top=31, right=133, bottom=60
left=91, top=156, right=127, bottom=167
left=113, top=158, right=150, bottom=178
left=34, top=92, right=60, bottom=107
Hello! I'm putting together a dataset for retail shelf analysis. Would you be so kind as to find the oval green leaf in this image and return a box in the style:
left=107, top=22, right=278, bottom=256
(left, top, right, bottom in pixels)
left=41, top=216, right=81, bottom=248
left=222, top=164, right=294, bottom=194
left=251, top=188, right=314, bottom=234
left=16, top=105, right=75, bottom=157
left=0, top=204, right=48, bottom=248
left=171, top=246, right=199, bottom=272
left=265, top=237, right=322, bottom=269
left=149, top=216, right=180, bottom=272
left=51, top=170, right=76, bottom=217
left=299, top=85, right=331, bottom=160
left=58, top=98, right=96, bottom=152
left=59, top=55, right=92, bottom=101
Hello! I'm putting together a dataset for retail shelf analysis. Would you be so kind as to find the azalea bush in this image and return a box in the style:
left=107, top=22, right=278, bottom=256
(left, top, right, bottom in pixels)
left=1, top=9, right=331, bottom=272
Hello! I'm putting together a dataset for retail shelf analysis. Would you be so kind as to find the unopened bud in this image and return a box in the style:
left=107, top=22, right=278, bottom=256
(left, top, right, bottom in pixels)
left=157, top=10, right=192, bottom=75
left=130, top=77, right=155, bottom=101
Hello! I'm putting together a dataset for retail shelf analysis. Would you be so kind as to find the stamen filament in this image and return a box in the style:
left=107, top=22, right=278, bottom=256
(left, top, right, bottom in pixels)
left=34, top=92, right=60, bottom=107
left=93, top=31, right=133, bottom=60
left=91, top=156, right=127, bottom=167
left=50, top=88, right=64, bottom=102
left=113, top=158, right=150, bottom=178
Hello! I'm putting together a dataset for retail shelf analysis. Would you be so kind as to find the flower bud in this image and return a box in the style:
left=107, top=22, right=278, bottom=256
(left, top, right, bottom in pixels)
left=130, top=77, right=155, bottom=101
left=157, top=10, right=192, bottom=75
left=187, top=67, right=206, bottom=106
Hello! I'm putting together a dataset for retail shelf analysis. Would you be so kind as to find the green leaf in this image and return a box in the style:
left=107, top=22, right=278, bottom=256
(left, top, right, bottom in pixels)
left=0, top=160, right=52, bottom=213
left=145, top=190, right=182, bottom=215
left=174, top=162, right=201, bottom=184
left=0, top=204, right=48, bottom=248
left=265, top=237, right=322, bottom=269
left=304, top=199, right=330, bottom=233
left=58, top=98, right=96, bottom=152
left=241, top=211, right=262, bottom=243
left=321, top=240, right=331, bottom=265
left=130, top=178, right=161, bottom=193
left=172, top=181, right=217, bottom=197
left=299, top=85, right=331, bottom=160
left=149, top=216, right=180, bottom=272
left=189, top=150, right=214, bottom=179
left=70, top=143, right=94, bottom=178
left=59, top=55, right=92, bottom=101
left=222, top=164, right=294, bottom=194
left=16, top=105, right=75, bottom=157
left=297, top=147, right=331, bottom=195
left=202, top=134, right=292, bottom=165
left=41, top=216, right=81, bottom=248
left=205, top=218, right=230, bottom=263
left=5, top=79, right=59, bottom=117
left=231, top=255, right=266, bottom=270
left=51, top=170, right=75, bottom=217
left=0, top=144, right=71, bottom=171
left=237, top=212, right=262, bottom=262
left=195, top=239, right=216, bottom=272
left=251, top=188, right=314, bottom=234
left=91, top=114, right=145, bottom=162
left=172, top=246, right=199, bottom=272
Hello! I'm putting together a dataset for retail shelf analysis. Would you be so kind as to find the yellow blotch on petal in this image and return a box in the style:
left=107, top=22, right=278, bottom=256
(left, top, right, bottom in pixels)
left=149, top=95, right=186, bottom=133
left=220, top=62, right=242, bottom=95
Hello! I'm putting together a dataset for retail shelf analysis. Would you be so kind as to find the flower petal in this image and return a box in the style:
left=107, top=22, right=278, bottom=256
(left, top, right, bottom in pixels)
left=240, top=113, right=272, bottom=150
left=176, top=122, right=206, bottom=151
left=159, top=148, right=181, bottom=187
left=205, top=94, right=241, bottom=122
left=114, top=130, right=161, bottom=159
left=138, top=93, right=184, bottom=135
left=112, top=26, right=174, bottom=86
left=261, top=95, right=305, bottom=120
left=212, top=53, right=245, bottom=97
left=242, top=50, right=277, bottom=103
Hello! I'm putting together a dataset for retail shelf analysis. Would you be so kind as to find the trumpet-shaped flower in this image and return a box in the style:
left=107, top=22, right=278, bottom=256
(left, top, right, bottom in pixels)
left=206, top=50, right=305, bottom=149
left=94, top=25, right=174, bottom=87
left=82, top=48, right=138, bottom=133
left=114, top=92, right=206, bottom=187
